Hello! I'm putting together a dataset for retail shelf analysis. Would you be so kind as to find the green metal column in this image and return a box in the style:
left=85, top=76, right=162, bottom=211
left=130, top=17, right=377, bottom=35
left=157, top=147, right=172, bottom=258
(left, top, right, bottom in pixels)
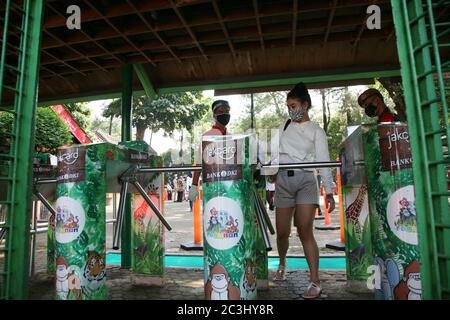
left=391, top=0, right=449, bottom=300
left=121, top=64, right=133, bottom=268
left=0, top=0, right=44, bottom=299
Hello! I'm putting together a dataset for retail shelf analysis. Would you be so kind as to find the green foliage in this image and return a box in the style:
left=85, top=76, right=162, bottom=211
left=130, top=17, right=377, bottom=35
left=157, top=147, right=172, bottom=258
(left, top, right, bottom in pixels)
left=231, top=92, right=288, bottom=133
left=132, top=218, right=164, bottom=275
left=1, top=108, right=73, bottom=153
left=35, top=107, right=74, bottom=152
left=103, top=92, right=212, bottom=141
left=63, top=102, right=92, bottom=133
left=91, top=116, right=122, bottom=140
left=327, top=115, right=347, bottom=161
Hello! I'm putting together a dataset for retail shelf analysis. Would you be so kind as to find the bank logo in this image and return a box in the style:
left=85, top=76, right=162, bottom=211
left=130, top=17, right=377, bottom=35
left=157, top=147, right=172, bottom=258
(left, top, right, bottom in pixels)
left=387, top=185, right=418, bottom=245
left=204, top=197, right=243, bottom=250
left=55, top=197, right=85, bottom=244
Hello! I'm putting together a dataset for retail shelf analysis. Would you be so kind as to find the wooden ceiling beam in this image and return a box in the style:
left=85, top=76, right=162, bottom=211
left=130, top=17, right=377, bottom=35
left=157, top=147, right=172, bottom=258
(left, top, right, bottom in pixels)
left=168, top=0, right=208, bottom=61
left=83, top=0, right=157, bottom=67
left=324, top=0, right=339, bottom=43
left=212, top=0, right=237, bottom=59
left=40, top=29, right=391, bottom=80
left=45, top=1, right=124, bottom=65
left=126, top=0, right=182, bottom=64
left=252, top=0, right=265, bottom=51
left=292, top=0, right=298, bottom=48
left=42, top=0, right=391, bottom=29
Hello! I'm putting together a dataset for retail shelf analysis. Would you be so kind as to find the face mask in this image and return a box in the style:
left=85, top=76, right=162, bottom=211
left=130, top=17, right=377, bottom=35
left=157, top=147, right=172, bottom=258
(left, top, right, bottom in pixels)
left=215, top=113, right=230, bottom=126
left=289, top=106, right=305, bottom=121
left=365, top=104, right=377, bottom=117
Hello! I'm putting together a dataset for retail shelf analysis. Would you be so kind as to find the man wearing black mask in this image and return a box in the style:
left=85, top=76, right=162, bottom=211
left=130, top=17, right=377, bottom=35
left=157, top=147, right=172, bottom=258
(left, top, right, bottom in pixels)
left=358, top=88, right=399, bottom=123
left=188, top=100, right=231, bottom=201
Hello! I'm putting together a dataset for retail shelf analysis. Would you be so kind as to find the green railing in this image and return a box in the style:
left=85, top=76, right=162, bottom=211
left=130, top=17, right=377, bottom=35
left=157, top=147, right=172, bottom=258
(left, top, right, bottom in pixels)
left=391, top=0, right=449, bottom=300
left=0, top=0, right=44, bottom=299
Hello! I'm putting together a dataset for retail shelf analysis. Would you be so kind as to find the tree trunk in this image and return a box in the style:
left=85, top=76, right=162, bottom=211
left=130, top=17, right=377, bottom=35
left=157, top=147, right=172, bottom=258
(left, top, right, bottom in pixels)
left=108, top=115, right=113, bottom=135
left=136, top=125, right=146, bottom=141
left=321, top=89, right=329, bottom=133
left=179, top=130, right=184, bottom=162
left=149, top=130, right=153, bottom=146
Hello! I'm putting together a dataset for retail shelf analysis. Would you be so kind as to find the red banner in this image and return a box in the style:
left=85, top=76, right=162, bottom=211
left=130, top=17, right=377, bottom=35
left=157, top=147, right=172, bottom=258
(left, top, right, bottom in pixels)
left=51, top=105, right=92, bottom=144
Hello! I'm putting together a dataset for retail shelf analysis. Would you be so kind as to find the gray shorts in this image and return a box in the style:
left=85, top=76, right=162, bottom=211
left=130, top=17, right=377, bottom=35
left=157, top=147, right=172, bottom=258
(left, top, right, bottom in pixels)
left=274, top=170, right=319, bottom=208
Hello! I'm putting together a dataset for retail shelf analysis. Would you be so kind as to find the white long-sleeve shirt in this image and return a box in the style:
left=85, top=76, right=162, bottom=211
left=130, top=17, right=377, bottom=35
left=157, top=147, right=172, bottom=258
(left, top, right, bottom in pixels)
left=260, top=120, right=334, bottom=194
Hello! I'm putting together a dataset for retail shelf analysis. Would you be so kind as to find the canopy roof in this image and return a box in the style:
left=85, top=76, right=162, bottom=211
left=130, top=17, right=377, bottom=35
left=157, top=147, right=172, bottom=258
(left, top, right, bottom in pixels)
left=2, top=0, right=419, bottom=105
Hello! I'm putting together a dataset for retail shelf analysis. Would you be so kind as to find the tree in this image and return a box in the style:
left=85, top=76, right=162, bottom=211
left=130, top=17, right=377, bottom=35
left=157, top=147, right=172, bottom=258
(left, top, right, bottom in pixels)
left=371, top=78, right=407, bottom=121
left=326, top=114, right=347, bottom=161
left=231, top=92, right=288, bottom=133
left=103, top=92, right=211, bottom=146
left=91, top=115, right=122, bottom=141
left=102, top=99, right=121, bottom=135
left=317, top=89, right=335, bottom=134
left=0, top=107, right=73, bottom=154
left=63, top=102, right=92, bottom=134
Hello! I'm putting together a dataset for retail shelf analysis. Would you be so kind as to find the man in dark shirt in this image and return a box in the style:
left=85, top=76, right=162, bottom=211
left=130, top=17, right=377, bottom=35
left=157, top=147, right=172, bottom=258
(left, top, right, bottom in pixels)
left=358, top=88, right=400, bottom=123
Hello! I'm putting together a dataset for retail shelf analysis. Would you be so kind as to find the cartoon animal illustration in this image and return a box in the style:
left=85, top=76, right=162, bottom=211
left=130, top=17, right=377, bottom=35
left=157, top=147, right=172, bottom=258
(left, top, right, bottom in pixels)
left=225, top=216, right=239, bottom=233
left=56, top=256, right=69, bottom=298
left=81, top=252, right=106, bottom=293
left=373, top=257, right=401, bottom=300
left=240, top=259, right=257, bottom=300
left=207, top=208, right=221, bottom=232
left=396, top=198, right=417, bottom=226
left=56, top=207, right=79, bottom=230
left=394, top=260, right=422, bottom=300
left=345, top=184, right=367, bottom=237
left=68, top=271, right=83, bottom=300
left=205, top=262, right=240, bottom=300
left=66, top=214, right=79, bottom=229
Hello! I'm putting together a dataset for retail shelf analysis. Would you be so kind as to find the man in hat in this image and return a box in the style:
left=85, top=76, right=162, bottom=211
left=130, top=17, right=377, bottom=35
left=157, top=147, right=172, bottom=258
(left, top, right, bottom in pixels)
left=188, top=100, right=231, bottom=201
left=358, top=88, right=399, bottom=123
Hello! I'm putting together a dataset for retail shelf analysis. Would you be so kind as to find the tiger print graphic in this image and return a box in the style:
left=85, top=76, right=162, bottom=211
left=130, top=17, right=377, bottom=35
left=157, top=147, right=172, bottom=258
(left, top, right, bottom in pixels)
left=82, top=251, right=106, bottom=293
left=240, top=259, right=257, bottom=300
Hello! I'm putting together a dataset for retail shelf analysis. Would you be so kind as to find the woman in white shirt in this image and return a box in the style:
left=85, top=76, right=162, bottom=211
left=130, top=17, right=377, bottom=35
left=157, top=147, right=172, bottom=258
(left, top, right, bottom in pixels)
left=272, top=82, right=335, bottom=299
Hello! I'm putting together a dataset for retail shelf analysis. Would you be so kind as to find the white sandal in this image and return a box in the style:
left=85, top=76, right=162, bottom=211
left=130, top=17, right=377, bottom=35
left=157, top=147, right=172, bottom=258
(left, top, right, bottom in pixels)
left=273, top=265, right=286, bottom=281
left=302, top=282, right=322, bottom=299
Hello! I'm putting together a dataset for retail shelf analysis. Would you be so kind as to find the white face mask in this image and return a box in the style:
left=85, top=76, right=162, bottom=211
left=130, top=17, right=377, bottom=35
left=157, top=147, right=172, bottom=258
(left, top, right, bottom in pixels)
left=288, top=106, right=305, bottom=121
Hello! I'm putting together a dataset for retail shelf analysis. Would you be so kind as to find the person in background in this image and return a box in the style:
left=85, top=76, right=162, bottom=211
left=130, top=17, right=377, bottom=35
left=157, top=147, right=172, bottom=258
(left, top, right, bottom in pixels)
left=186, top=172, right=193, bottom=212
left=176, top=176, right=185, bottom=202
left=189, top=100, right=232, bottom=202
left=358, top=88, right=400, bottom=123
left=166, top=183, right=173, bottom=201
left=172, top=175, right=178, bottom=200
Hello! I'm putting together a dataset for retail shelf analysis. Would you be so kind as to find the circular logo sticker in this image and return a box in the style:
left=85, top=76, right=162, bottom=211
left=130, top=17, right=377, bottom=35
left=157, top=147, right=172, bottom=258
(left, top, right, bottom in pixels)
left=386, top=185, right=418, bottom=245
left=55, top=196, right=85, bottom=244
left=204, top=196, right=244, bottom=250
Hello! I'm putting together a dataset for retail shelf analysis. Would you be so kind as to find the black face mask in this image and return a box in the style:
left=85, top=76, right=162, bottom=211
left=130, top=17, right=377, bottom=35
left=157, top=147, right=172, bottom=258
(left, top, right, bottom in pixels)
left=215, top=113, right=230, bottom=126
left=365, top=104, right=377, bottom=117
